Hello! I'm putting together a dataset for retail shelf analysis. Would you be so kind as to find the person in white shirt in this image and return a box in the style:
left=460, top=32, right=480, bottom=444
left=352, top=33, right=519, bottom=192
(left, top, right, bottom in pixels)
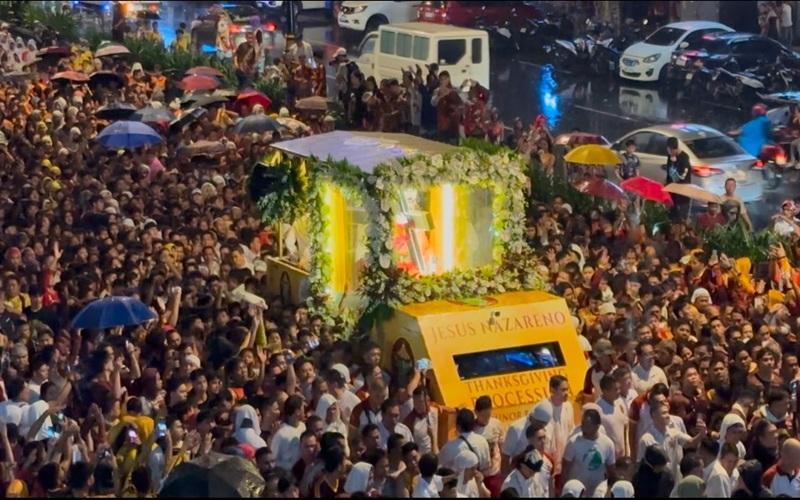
left=377, top=399, right=413, bottom=449
left=501, top=401, right=552, bottom=476
left=326, top=367, right=361, bottom=424
left=404, top=386, right=439, bottom=455
left=439, top=409, right=490, bottom=473
left=631, top=341, right=668, bottom=395
left=500, top=451, right=543, bottom=497
left=638, top=402, right=706, bottom=483
left=473, top=396, right=504, bottom=496
left=597, top=375, right=629, bottom=458
left=0, top=377, right=29, bottom=428
left=717, top=413, right=747, bottom=459
left=453, top=449, right=490, bottom=498
left=629, top=383, right=670, bottom=455
left=413, top=453, right=442, bottom=498
left=270, top=395, right=307, bottom=472
left=528, top=423, right=555, bottom=497
left=613, top=366, right=638, bottom=412
left=535, top=375, right=574, bottom=477
left=705, top=443, right=740, bottom=498
left=764, top=438, right=800, bottom=497
left=562, top=408, right=616, bottom=495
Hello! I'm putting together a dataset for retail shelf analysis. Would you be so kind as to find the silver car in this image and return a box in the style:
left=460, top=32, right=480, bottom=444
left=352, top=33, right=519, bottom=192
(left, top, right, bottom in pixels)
left=611, top=123, right=762, bottom=202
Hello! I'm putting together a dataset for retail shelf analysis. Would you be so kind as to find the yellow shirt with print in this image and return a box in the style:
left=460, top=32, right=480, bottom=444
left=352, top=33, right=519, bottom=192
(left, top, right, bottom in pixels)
left=5, top=293, right=30, bottom=316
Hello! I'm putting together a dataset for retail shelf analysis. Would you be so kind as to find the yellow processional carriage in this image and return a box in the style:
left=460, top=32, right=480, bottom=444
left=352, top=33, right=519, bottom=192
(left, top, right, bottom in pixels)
left=250, top=131, right=587, bottom=424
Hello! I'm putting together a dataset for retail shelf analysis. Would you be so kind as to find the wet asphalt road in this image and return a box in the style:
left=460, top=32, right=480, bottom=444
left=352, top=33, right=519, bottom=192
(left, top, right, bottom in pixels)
left=137, top=2, right=794, bottom=228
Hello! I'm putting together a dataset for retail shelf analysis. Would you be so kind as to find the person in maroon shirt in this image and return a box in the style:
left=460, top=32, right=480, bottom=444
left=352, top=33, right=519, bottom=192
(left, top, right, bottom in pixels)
left=582, top=338, right=618, bottom=400
left=291, top=430, right=319, bottom=486
left=748, top=348, right=785, bottom=398
left=696, top=202, right=728, bottom=231
left=431, top=71, right=462, bottom=145
left=669, top=363, right=709, bottom=435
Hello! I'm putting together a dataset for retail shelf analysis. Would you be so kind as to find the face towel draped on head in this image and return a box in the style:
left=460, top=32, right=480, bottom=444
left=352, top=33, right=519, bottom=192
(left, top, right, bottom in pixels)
left=344, top=462, right=373, bottom=494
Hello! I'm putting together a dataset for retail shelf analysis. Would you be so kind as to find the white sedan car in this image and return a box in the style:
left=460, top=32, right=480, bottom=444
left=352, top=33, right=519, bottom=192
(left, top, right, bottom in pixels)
left=619, top=21, right=732, bottom=82
left=610, top=124, right=762, bottom=202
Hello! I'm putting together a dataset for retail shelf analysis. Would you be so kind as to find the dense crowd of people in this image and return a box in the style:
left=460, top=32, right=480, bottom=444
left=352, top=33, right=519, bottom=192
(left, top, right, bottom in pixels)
left=4, top=6, right=800, bottom=499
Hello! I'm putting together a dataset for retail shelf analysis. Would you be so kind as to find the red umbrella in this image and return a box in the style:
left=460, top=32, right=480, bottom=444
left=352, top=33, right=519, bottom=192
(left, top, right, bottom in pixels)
left=51, top=71, right=89, bottom=83
left=179, top=75, right=220, bottom=92
left=233, top=90, right=272, bottom=113
left=186, top=66, right=224, bottom=78
left=577, top=178, right=626, bottom=202
left=621, top=176, right=673, bottom=205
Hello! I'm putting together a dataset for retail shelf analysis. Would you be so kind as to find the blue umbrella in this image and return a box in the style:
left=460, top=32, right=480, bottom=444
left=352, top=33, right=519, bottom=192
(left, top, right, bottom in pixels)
left=71, top=296, right=156, bottom=330
left=96, top=120, right=163, bottom=149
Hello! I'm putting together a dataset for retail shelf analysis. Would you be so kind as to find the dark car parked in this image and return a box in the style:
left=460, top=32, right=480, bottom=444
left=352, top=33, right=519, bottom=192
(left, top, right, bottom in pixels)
left=668, top=32, right=799, bottom=80
left=416, top=1, right=540, bottom=31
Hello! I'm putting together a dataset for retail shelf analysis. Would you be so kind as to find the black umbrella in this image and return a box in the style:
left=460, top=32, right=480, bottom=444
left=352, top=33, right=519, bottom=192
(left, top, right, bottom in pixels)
left=37, top=46, right=71, bottom=66
left=158, top=453, right=265, bottom=498
left=95, top=102, right=137, bottom=121
left=181, top=93, right=230, bottom=109
left=1, top=71, right=34, bottom=82
left=89, top=71, right=125, bottom=89
left=169, top=107, right=208, bottom=134
left=233, top=114, right=281, bottom=135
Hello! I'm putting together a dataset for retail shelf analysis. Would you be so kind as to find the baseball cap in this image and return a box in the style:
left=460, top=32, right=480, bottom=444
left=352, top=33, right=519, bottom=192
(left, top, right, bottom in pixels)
left=592, top=338, right=614, bottom=357
left=529, top=401, right=552, bottom=424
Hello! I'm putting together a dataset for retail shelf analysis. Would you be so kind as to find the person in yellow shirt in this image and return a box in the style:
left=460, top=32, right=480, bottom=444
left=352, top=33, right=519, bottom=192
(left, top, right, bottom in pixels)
left=148, top=21, right=163, bottom=45
left=4, top=274, right=30, bottom=316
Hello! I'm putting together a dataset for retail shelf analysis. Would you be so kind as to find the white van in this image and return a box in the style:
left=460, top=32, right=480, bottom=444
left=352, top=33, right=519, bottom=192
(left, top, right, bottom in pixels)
left=355, top=22, right=490, bottom=89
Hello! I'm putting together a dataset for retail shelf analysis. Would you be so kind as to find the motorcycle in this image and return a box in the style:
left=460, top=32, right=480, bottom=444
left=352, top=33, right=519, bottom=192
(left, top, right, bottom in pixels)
left=709, top=66, right=766, bottom=101
left=551, top=35, right=594, bottom=72
left=756, top=144, right=787, bottom=189
left=759, top=62, right=794, bottom=92
left=683, top=65, right=715, bottom=96
left=588, top=23, right=626, bottom=76
left=730, top=125, right=787, bottom=190
left=520, top=13, right=574, bottom=57
left=590, top=37, right=621, bottom=75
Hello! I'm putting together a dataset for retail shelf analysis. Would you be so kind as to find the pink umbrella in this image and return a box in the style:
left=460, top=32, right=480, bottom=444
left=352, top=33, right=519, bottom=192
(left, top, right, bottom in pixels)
left=620, top=176, right=673, bottom=205
left=577, top=178, right=626, bottom=202
left=95, top=44, right=131, bottom=58
left=186, top=66, right=224, bottom=78
left=52, top=70, right=89, bottom=83
left=179, top=75, right=221, bottom=92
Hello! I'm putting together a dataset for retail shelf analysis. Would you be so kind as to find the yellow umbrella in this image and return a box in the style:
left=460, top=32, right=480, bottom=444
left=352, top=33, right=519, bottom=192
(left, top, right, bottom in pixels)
left=663, top=183, right=722, bottom=204
left=563, top=144, right=621, bottom=166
